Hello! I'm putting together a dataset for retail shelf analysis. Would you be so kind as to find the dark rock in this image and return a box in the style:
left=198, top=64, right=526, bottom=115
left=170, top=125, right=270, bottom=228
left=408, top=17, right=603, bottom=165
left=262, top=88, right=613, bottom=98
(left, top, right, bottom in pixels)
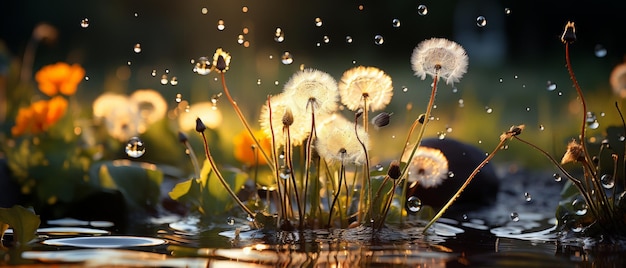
left=407, top=138, right=500, bottom=213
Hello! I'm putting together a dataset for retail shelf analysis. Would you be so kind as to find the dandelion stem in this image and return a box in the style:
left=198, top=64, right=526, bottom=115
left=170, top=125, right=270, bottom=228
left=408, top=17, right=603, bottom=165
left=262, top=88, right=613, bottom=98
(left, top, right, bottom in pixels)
left=285, top=126, right=304, bottom=228
left=354, top=112, right=372, bottom=225
left=615, top=102, right=626, bottom=190
left=200, top=131, right=255, bottom=218
left=266, top=96, right=286, bottom=222
left=423, top=136, right=506, bottom=234
left=328, top=160, right=345, bottom=228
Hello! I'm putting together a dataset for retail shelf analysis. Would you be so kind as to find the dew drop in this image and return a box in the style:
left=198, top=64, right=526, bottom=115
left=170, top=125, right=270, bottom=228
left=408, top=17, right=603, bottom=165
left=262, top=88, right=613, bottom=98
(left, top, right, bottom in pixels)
left=80, top=18, right=89, bottom=28
left=524, top=192, right=532, bottom=202
left=504, top=8, right=511, bottom=15
left=546, top=81, right=557, bottom=91
left=274, top=28, right=285, bottom=42
left=125, top=137, right=145, bottom=158
left=217, top=19, right=225, bottom=31
left=572, top=197, right=588, bottom=216
left=407, top=196, right=422, bottom=213
left=417, top=4, right=428, bottom=15
left=345, top=36, right=353, bottom=43
left=193, top=57, right=212, bottom=75
left=170, top=77, right=178, bottom=86
left=375, top=163, right=384, bottom=172
left=586, top=112, right=600, bottom=129
left=374, top=34, right=384, bottom=45
left=510, top=212, right=520, bottom=222
left=392, top=18, right=401, bottom=28
left=601, top=174, right=615, bottom=189
left=160, top=75, right=168, bottom=85
left=476, top=16, right=487, bottom=27
left=281, top=52, right=293, bottom=65
left=133, top=43, right=142, bottom=53
left=227, top=217, right=235, bottom=226
left=314, top=17, right=323, bottom=27
left=553, top=173, right=562, bottom=182
left=594, top=44, right=607, bottom=58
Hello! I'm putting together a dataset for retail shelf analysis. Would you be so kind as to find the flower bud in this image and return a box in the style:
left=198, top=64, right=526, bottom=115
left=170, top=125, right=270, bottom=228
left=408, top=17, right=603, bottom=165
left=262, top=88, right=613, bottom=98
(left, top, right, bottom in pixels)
left=195, top=117, right=207, bottom=133
left=282, top=108, right=294, bottom=127
left=371, top=112, right=392, bottom=128
left=561, top=21, right=576, bottom=44
left=387, top=160, right=402, bottom=180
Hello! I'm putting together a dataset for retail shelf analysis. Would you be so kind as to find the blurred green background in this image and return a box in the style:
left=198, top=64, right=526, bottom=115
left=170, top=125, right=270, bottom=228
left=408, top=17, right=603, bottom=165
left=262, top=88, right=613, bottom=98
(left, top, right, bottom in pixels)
left=2, top=0, right=626, bottom=169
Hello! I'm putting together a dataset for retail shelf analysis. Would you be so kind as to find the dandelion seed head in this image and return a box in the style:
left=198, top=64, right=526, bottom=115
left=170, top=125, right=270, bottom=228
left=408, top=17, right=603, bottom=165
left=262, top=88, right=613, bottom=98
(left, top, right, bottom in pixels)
left=561, top=140, right=585, bottom=164
left=282, top=69, right=339, bottom=114
left=407, top=147, right=449, bottom=188
left=259, top=93, right=310, bottom=147
left=411, top=38, right=468, bottom=85
left=315, top=114, right=369, bottom=165
left=338, top=66, right=393, bottom=111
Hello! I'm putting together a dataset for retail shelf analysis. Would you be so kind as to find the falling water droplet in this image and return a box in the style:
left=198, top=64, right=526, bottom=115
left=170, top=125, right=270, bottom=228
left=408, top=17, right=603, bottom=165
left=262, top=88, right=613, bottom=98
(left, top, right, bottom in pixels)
left=175, top=93, right=182, bottom=103
left=407, top=196, right=422, bottom=212
left=601, top=174, right=615, bottom=189
left=314, top=17, right=323, bottom=27
left=80, top=18, right=89, bottom=28
left=375, top=163, right=384, bottom=171
left=151, top=70, right=157, bottom=77
left=485, top=106, right=493, bottom=114
left=392, top=18, right=401, bottom=28
left=201, top=7, right=208, bottom=15
left=448, top=171, right=454, bottom=177
left=524, top=192, right=532, bottom=202
left=217, top=19, right=225, bottom=31
left=374, top=35, right=384, bottom=45
left=498, top=78, right=503, bottom=83
left=345, top=36, right=353, bottom=44
left=586, top=112, right=599, bottom=129
left=170, top=77, right=178, bottom=86
left=504, top=8, right=511, bottom=15
left=572, top=197, right=588, bottom=215
left=274, top=28, right=285, bottom=42
left=322, top=35, right=330, bottom=44
left=160, top=75, right=168, bottom=85
left=476, top=16, right=487, bottom=27
left=402, top=86, right=408, bottom=92
left=553, top=173, right=562, bottom=182
left=417, top=4, right=428, bottom=15
left=539, top=124, right=545, bottom=131
left=133, top=43, right=142, bottom=53
left=125, top=137, right=145, bottom=158
left=546, top=81, right=557, bottom=91
left=227, top=217, right=235, bottom=226
left=281, top=52, right=293, bottom=65
left=594, top=44, right=607, bottom=58
left=193, top=57, right=212, bottom=75
left=510, top=212, right=520, bottom=222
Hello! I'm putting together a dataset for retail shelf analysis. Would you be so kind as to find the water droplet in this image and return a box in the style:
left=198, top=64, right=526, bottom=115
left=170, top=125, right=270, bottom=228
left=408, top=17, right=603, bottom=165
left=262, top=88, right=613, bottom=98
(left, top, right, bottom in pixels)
left=485, top=106, right=493, bottom=114
left=586, top=112, right=600, bottom=129
left=237, top=35, right=245, bottom=45
left=572, top=197, right=588, bottom=215
left=151, top=70, right=157, bottom=77
left=498, top=78, right=503, bottom=83
left=572, top=224, right=583, bottom=233
left=227, top=217, right=235, bottom=225
left=160, top=75, right=168, bottom=85
left=553, top=173, right=562, bottom=182
left=601, top=174, right=615, bottom=189
left=175, top=93, right=182, bottom=103
left=375, top=163, right=384, bottom=172
left=504, top=8, right=511, bottom=15
left=417, top=4, right=428, bottom=15
left=193, top=57, right=212, bottom=75
left=514, top=75, right=518, bottom=79
left=217, top=19, right=225, bottom=31
left=510, top=212, right=520, bottom=222
left=256, top=79, right=261, bottom=85
left=539, top=124, right=545, bottom=131
left=458, top=98, right=464, bottom=108
left=437, top=132, right=446, bottom=139
left=85, top=76, right=89, bottom=81
left=343, top=36, right=352, bottom=44
left=392, top=18, right=401, bottom=28
left=274, top=80, right=279, bottom=86
left=274, top=28, right=285, bottom=42
left=402, top=86, right=408, bottom=92
left=281, top=52, right=293, bottom=65
left=133, top=43, right=142, bottom=53
left=133, top=12, right=138, bottom=18
left=125, top=137, right=145, bottom=158
left=476, top=16, right=487, bottom=27
left=170, top=77, right=178, bottom=86
left=594, top=44, right=607, bottom=58
left=314, top=17, right=323, bottom=27
left=546, top=81, right=557, bottom=91
left=374, top=34, right=384, bottom=45
left=80, top=18, right=89, bottom=28
left=279, top=168, right=291, bottom=180
left=242, top=6, right=249, bottom=13
left=407, top=196, right=422, bottom=213
left=322, top=35, right=330, bottom=44
left=201, top=7, right=208, bottom=15
left=448, top=171, right=454, bottom=177
left=524, top=192, right=532, bottom=202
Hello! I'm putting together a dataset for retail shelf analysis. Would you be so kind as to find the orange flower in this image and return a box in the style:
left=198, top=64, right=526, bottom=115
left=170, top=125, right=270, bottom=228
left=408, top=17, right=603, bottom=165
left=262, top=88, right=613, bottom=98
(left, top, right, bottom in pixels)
left=35, top=62, right=85, bottom=96
left=11, top=96, right=68, bottom=136
left=233, top=130, right=271, bottom=166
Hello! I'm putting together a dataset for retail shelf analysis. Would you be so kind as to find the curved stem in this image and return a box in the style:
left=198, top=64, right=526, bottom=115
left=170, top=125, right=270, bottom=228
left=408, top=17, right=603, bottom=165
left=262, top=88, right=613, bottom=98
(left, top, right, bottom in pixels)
left=328, top=161, right=345, bottom=228
left=423, top=137, right=506, bottom=234
left=183, top=140, right=201, bottom=179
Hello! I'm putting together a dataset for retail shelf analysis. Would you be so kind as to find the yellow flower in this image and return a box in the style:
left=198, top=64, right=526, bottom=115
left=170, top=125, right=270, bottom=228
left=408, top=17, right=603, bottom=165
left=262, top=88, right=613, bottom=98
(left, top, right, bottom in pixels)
left=406, top=147, right=449, bottom=188
left=213, top=48, right=231, bottom=73
left=35, top=62, right=85, bottom=96
left=11, top=96, right=68, bottom=136
left=233, top=130, right=272, bottom=166
left=338, top=66, right=393, bottom=112
left=315, top=114, right=369, bottom=165
left=411, top=38, right=468, bottom=85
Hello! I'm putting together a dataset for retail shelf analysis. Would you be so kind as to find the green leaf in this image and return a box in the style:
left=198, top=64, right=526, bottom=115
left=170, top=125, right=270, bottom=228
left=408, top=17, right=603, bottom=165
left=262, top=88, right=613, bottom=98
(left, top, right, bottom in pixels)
left=0, top=205, right=41, bottom=246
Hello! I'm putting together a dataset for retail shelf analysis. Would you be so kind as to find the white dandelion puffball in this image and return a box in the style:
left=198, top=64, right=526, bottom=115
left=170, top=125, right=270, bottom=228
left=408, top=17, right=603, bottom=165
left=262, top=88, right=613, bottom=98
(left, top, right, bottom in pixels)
left=407, top=146, right=449, bottom=188
left=610, top=63, right=626, bottom=98
left=411, top=38, right=468, bottom=85
left=338, top=66, right=394, bottom=112
left=315, top=114, right=369, bottom=165
left=282, top=68, right=339, bottom=115
left=259, top=93, right=311, bottom=147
